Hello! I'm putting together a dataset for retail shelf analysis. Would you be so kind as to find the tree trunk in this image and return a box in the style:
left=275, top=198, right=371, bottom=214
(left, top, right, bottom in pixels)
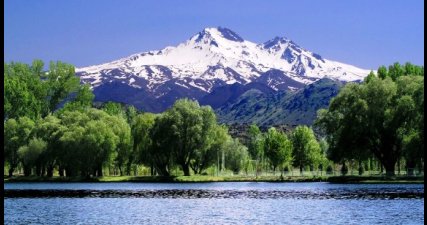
left=23, top=165, right=32, bottom=176
left=182, top=163, right=190, bottom=176
left=384, top=161, right=396, bottom=177
left=155, top=165, right=169, bottom=176
left=299, top=165, right=303, bottom=176
left=341, top=162, right=348, bottom=176
left=65, top=168, right=74, bottom=177
left=190, top=165, right=198, bottom=175
left=150, top=164, right=154, bottom=176
left=397, top=158, right=401, bottom=175
left=118, top=166, right=123, bottom=176
left=198, top=167, right=204, bottom=175
left=255, top=159, right=259, bottom=178
left=125, top=162, right=132, bottom=176
left=406, top=159, right=416, bottom=176
left=98, top=165, right=103, bottom=177
left=47, top=165, right=54, bottom=177
left=59, top=167, right=64, bottom=177
left=8, top=168, right=14, bottom=177
left=36, top=164, right=41, bottom=176
left=41, top=165, right=46, bottom=177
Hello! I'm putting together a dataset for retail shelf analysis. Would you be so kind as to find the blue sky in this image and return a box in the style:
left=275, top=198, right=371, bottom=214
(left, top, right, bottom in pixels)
left=4, top=0, right=424, bottom=69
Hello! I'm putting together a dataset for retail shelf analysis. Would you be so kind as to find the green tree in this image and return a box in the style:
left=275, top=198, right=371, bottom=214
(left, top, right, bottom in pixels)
left=291, top=126, right=322, bottom=175
left=57, top=111, right=90, bottom=177
left=132, top=113, right=157, bottom=175
left=81, top=119, right=118, bottom=177
left=4, top=117, right=35, bottom=176
left=396, top=76, right=424, bottom=174
left=107, top=114, right=132, bottom=176
left=160, top=99, right=217, bottom=176
left=318, top=138, right=330, bottom=175
left=4, top=62, right=47, bottom=120
left=125, top=106, right=138, bottom=125
left=247, top=124, right=265, bottom=177
left=316, top=83, right=371, bottom=169
left=4, top=60, right=80, bottom=119
left=45, top=61, right=80, bottom=114
left=388, top=62, right=404, bottom=81
left=62, top=84, right=94, bottom=112
left=33, top=115, right=65, bottom=177
left=224, top=138, right=249, bottom=174
left=190, top=124, right=230, bottom=174
left=18, top=138, right=47, bottom=176
left=102, top=102, right=126, bottom=118
left=316, top=73, right=424, bottom=176
left=364, top=71, right=376, bottom=83
left=377, top=65, right=388, bottom=79
left=247, top=124, right=263, bottom=159
left=264, top=127, right=293, bottom=174
left=149, top=113, right=175, bottom=176
left=57, top=109, right=122, bottom=177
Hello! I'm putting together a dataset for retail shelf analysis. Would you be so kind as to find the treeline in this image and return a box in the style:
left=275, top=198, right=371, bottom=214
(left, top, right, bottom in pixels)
left=3, top=60, right=248, bottom=177
left=316, top=62, right=424, bottom=176
left=3, top=61, right=424, bottom=177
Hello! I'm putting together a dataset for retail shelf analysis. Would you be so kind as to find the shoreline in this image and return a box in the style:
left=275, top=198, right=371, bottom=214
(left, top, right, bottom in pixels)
left=3, top=175, right=424, bottom=184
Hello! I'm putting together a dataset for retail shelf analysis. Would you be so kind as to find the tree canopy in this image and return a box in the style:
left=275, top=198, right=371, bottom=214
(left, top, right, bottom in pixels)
left=316, top=62, right=424, bottom=176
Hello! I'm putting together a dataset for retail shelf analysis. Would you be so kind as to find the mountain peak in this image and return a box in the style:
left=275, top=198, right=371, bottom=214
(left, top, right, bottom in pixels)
left=193, top=27, right=244, bottom=43
left=262, top=36, right=292, bottom=49
left=216, top=27, right=244, bottom=42
left=77, top=27, right=371, bottom=112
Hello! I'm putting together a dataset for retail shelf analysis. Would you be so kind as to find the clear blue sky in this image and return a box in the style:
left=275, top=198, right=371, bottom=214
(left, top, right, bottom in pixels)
left=4, top=0, right=424, bottom=70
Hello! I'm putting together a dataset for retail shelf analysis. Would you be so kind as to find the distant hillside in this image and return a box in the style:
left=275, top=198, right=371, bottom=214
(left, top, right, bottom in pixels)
left=199, top=82, right=275, bottom=109
left=216, top=78, right=344, bottom=126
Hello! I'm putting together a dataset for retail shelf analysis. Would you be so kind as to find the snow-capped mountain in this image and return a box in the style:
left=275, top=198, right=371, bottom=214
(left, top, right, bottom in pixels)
left=76, top=27, right=371, bottom=112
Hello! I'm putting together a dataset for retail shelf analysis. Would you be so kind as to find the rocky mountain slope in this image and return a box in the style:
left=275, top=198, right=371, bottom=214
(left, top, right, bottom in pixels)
left=76, top=27, right=370, bottom=112
left=216, top=78, right=344, bottom=126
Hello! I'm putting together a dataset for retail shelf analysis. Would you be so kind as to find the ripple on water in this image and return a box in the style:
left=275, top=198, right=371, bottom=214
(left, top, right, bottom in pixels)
left=4, top=183, right=424, bottom=225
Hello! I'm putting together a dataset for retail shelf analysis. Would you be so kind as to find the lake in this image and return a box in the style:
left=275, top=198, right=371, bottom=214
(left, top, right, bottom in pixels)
left=4, top=182, right=424, bottom=224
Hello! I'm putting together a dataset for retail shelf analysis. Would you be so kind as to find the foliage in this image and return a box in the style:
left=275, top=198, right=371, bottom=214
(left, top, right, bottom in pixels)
left=247, top=124, right=264, bottom=159
left=18, top=138, right=47, bottom=176
left=149, top=113, right=175, bottom=176
left=316, top=62, right=424, bottom=176
left=224, top=138, right=249, bottom=174
left=4, top=117, right=35, bottom=176
left=263, top=127, right=293, bottom=172
left=151, top=99, right=218, bottom=176
left=61, top=84, right=94, bottom=112
left=291, top=126, right=322, bottom=173
left=190, top=124, right=229, bottom=174
left=4, top=61, right=47, bottom=120
left=4, top=60, right=80, bottom=120
left=5, top=60, right=422, bottom=178
left=102, top=102, right=126, bottom=118
left=132, top=113, right=157, bottom=167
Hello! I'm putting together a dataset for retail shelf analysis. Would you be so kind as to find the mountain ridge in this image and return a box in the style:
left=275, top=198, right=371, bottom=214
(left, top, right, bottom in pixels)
left=76, top=27, right=369, bottom=112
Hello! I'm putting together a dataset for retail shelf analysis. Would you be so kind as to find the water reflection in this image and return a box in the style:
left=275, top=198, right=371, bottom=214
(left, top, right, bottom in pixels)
left=4, top=182, right=424, bottom=225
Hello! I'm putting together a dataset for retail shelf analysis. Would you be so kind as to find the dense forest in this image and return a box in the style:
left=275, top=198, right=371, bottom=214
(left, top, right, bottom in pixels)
left=3, top=61, right=424, bottom=177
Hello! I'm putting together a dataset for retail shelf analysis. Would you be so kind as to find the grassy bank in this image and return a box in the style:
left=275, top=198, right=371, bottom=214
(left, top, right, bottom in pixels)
left=4, top=175, right=424, bottom=184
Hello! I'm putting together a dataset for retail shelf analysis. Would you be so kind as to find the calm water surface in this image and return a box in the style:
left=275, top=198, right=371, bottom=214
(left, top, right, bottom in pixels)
left=4, top=182, right=424, bottom=225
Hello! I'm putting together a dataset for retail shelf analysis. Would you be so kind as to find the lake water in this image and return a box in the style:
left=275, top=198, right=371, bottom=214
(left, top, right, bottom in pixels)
left=4, top=182, right=424, bottom=224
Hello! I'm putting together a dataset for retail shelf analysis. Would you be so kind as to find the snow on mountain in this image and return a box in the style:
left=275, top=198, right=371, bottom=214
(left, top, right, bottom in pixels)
left=76, top=27, right=371, bottom=110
